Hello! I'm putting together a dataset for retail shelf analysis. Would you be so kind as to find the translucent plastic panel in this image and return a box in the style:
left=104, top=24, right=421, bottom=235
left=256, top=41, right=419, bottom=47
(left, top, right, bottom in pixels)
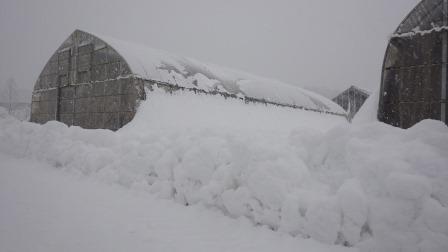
left=379, top=0, right=448, bottom=128
left=396, top=0, right=445, bottom=34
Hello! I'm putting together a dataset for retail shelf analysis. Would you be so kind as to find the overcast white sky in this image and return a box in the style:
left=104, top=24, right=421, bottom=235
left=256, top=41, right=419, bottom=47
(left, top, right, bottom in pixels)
left=0, top=0, right=420, bottom=99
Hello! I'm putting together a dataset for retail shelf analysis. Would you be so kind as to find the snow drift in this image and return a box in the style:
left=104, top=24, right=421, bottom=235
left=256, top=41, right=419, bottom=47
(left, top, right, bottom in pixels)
left=352, top=89, right=379, bottom=124
left=1, top=154, right=354, bottom=252
left=1, top=90, right=447, bottom=252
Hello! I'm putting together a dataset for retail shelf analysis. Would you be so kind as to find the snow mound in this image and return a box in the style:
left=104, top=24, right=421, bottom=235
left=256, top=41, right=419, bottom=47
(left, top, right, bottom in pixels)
left=1, top=90, right=447, bottom=252
left=125, top=88, right=346, bottom=133
left=352, top=89, right=379, bottom=124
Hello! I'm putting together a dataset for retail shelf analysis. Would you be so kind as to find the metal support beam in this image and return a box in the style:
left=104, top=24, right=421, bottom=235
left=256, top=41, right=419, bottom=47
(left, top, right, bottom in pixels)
left=442, top=0, right=448, bottom=123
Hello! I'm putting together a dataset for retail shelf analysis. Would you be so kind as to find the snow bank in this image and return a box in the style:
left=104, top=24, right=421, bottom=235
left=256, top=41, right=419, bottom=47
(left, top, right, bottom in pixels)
left=1, top=153, right=353, bottom=252
left=352, top=89, right=379, bottom=124
left=0, top=91, right=447, bottom=252
left=126, top=88, right=346, bottom=133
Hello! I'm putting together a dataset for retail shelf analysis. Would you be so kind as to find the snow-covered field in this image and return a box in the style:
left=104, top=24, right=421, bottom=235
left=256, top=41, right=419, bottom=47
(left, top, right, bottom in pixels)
left=1, top=89, right=448, bottom=252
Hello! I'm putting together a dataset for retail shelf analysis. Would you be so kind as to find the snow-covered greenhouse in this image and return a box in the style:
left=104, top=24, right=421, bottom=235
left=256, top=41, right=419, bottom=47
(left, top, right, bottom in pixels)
left=30, top=30, right=345, bottom=130
left=378, top=0, right=448, bottom=128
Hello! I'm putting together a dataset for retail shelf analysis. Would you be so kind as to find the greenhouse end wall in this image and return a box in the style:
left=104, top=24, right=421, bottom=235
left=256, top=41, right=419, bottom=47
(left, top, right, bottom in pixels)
left=30, top=30, right=144, bottom=131
left=378, top=0, right=448, bottom=128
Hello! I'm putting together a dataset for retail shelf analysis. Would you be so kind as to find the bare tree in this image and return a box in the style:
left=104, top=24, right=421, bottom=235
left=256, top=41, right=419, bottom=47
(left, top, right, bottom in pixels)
left=5, top=78, right=18, bottom=114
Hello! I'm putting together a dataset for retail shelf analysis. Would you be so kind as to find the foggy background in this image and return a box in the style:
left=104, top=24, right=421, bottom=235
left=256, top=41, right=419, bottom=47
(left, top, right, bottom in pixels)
left=0, top=0, right=420, bottom=102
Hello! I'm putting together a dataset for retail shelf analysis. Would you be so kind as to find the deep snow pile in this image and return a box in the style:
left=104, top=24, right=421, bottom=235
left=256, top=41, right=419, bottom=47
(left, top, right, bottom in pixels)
left=1, top=154, right=353, bottom=252
left=1, top=90, right=447, bottom=252
left=352, top=89, right=379, bottom=124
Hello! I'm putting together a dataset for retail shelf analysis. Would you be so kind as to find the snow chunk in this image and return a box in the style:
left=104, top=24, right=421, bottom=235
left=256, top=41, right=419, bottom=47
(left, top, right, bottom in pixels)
left=337, top=179, right=368, bottom=245
left=385, top=173, right=431, bottom=201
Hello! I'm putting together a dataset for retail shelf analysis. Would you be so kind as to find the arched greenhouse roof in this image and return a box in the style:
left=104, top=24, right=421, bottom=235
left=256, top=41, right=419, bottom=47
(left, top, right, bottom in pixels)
left=86, top=30, right=345, bottom=114
left=396, top=0, right=446, bottom=34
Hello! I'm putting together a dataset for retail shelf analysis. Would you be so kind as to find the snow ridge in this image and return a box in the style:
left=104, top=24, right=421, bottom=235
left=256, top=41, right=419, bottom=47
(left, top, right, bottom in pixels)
left=1, top=91, right=447, bottom=252
left=391, top=26, right=448, bottom=38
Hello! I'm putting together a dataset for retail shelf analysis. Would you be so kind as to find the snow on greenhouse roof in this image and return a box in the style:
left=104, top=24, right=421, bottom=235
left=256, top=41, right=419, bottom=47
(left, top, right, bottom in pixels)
left=83, top=30, right=345, bottom=115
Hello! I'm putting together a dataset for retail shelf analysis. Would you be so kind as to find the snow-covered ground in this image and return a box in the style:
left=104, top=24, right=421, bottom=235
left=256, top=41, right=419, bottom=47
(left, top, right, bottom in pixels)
left=1, top=89, right=448, bottom=252
left=0, top=153, right=352, bottom=252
